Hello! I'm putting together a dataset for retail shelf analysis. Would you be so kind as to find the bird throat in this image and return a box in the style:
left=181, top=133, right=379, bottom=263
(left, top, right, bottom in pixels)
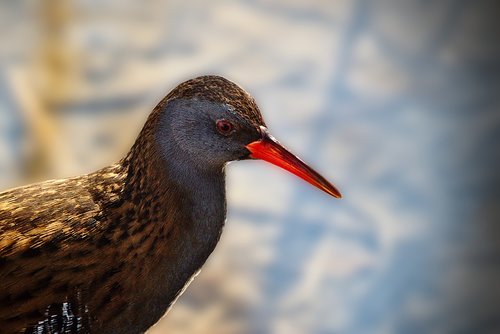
left=90, top=127, right=227, bottom=332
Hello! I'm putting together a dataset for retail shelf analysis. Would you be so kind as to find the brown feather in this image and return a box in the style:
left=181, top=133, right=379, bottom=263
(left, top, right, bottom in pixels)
left=0, top=75, right=262, bottom=333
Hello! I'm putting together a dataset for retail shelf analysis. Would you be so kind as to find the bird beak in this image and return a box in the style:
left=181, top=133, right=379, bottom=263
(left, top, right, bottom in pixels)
left=246, top=126, right=341, bottom=198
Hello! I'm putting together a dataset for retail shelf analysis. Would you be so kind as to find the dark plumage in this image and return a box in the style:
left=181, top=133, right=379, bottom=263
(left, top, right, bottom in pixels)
left=0, top=75, right=340, bottom=333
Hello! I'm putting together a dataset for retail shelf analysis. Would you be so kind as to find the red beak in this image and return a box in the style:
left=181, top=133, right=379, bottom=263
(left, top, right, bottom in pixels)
left=246, top=127, right=341, bottom=198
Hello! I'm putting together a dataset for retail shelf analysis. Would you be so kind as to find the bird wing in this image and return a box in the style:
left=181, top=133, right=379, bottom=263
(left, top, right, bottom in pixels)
left=0, top=174, right=117, bottom=332
left=0, top=177, right=103, bottom=257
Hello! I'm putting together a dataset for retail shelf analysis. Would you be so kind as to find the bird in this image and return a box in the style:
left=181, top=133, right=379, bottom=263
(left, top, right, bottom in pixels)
left=0, top=75, right=341, bottom=333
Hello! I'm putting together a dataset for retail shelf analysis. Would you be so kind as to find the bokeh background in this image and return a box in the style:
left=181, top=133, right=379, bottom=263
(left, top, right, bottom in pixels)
left=1, top=0, right=500, bottom=333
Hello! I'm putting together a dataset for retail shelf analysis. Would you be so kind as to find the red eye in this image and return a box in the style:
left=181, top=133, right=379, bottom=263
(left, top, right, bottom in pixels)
left=216, top=119, right=234, bottom=135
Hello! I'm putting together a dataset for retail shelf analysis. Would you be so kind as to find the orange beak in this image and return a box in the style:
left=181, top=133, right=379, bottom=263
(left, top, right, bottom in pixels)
left=246, top=127, right=341, bottom=198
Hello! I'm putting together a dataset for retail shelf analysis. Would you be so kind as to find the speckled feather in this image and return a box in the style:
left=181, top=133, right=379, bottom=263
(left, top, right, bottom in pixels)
left=0, top=76, right=264, bottom=333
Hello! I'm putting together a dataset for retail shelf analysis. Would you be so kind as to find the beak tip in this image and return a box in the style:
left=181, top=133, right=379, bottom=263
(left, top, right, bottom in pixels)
left=328, top=188, right=342, bottom=199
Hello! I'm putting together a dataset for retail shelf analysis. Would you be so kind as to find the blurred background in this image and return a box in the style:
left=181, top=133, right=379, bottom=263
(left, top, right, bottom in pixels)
left=1, top=0, right=500, bottom=333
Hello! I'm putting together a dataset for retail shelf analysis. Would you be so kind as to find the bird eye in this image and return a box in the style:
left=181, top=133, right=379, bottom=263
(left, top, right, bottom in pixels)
left=216, top=119, right=234, bottom=136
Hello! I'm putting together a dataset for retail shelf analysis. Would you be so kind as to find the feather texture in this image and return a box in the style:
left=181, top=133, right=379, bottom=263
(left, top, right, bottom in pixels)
left=0, top=75, right=261, bottom=333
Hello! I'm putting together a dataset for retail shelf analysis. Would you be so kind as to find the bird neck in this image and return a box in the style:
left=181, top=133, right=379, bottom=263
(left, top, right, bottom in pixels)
left=102, top=125, right=227, bottom=330
left=120, top=122, right=227, bottom=246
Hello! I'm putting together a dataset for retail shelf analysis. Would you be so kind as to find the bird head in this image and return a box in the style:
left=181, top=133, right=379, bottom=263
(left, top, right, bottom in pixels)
left=155, top=75, right=341, bottom=198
